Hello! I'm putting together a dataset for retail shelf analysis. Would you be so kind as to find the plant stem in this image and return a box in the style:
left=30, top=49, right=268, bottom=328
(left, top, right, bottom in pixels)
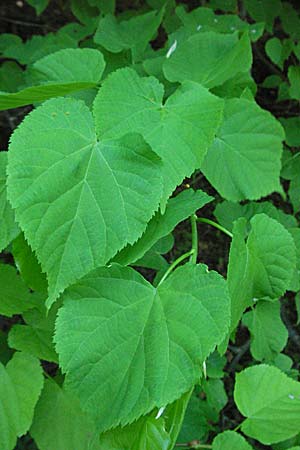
left=157, top=250, right=194, bottom=287
left=197, top=217, right=233, bottom=238
left=190, top=214, right=198, bottom=264
left=233, top=422, right=242, bottom=432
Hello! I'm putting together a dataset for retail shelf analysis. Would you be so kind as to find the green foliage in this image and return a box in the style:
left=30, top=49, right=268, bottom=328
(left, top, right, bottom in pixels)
left=55, top=263, right=230, bottom=430
left=0, top=352, right=43, bottom=449
left=234, top=365, right=300, bottom=444
left=1, top=0, right=300, bottom=448
left=93, top=67, right=223, bottom=203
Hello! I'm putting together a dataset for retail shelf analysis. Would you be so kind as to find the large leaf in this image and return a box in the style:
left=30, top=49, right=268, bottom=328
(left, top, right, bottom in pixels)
left=0, top=264, right=39, bottom=317
left=0, top=152, right=19, bottom=251
left=0, top=48, right=105, bottom=111
left=227, top=214, right=296, bottom=331
left=7, top=97, right=162, bottom=307
left=115, top=189, right=213, bottom=266
left=212, top=430, right=253, bottom=449
left=163, top=31, right=252, bottom=88
left=0, top=352, right=43, bottom=450
left=234, top=364, right=300, bottom=445
left=94, top=9, right=164, bottom=60
left=202, top=98, right=284, bottom=201
left=30, top=380, right=101, bottom=450
left=55, top=263, right=230, bottom=431
left=243, top=301, right=288, bottom=361
left=93, top=67, right=223, bottom=202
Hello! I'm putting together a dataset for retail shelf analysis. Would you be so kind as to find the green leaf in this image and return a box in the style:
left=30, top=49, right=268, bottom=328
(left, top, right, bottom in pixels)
left=280, top=3, right=300, bottom=40
left=88, top=0, right=115, bottom=14
left=0, top=352, right=43, bottom=449
left=227, top=214, right=296, bottom=331
left=94, top=9, right=164, bottom=61
left=244, top=0, right=282, bottom=30
left=206, top=351, right=226, bottom=378
left=12, top=233, right=47, bottom=293
left=289, top=177, right=300, bottom=213
left=8, top=304, right=59, bottom=363
left=3, top=32, right=78, bottom=65
left=203, top=378, right=228, bottom=416
left=55, top=263, right=230, bottom=431
left=7, top=97, right=163, bottom=307
left=115, top=189, right=213, bottom=266
left=176, top=393, right=209, bottom=444
left=164, top=389, right=194, bottom=449
left=0, top=34, right=22, bottom=54
left=234, top=364, right=300, bottom=445
left=288, top=66, right=300, bottom=100
left=30, top=380, right=101, bottom=450
left=0, top=152, right=19, bottom=252
left=163, top=31, right=252, bottom=88
left=212, top=430, right=253, bottom=450
left=266, top=38, right=284, bottom=68
left=214, top=200, right=297, bottom=232
left=93, top=67, right=223, bottom=203
left=0, top=48, right=105, bottom=111
left=208, top=0, right=237, bottom=12
left=0, top=264, right=40, bottom=317
left=26, top=0, right=49, bottom=15
left=202, top=98, right=284, bottom=201
left=0, top=62, right=25, bottom=93
left=100, top=416, right=171, bottom=450
left=174, top=5, right=263, bottom=41
left=246, top=214, right=296, bottom=299
left=279, top=117, right=300, bottom=147
left=243, top=301, right=288, bottom=361
left=6, top=352, right=44, bottom=436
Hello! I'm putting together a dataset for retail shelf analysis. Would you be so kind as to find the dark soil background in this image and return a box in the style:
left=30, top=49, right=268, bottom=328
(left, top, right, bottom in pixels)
left=0, top=1, right=300, bottom=449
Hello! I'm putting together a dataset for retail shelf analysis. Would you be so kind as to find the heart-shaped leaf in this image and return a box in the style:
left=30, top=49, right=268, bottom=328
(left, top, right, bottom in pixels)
left=55, top=263, right=230, bottom=432
left=7, top=97, right=163, bottom=307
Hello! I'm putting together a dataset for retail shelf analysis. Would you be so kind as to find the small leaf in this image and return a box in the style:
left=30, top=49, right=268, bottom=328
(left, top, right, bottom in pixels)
left=8, top=303, right=59, bottom=363
left=163, top=31, right=252, bottom=88
left=6, top=352, right=44, bottom=436
left=0, top=264, right=40, bottom=317
left=26, top=0, right=49, bottom=15
left=202, top=98, right=284, bottom=201
left=7, top=97, right=163, bottom=307
left=234, top=364, right=300, bottom=445
left=0, top=352, right=43, bottom=449
left=227, top=214, right=296, bottom=331
left=288, top=66, right=300, bottom=100
left=212, top=430, right=253, bottom=449
left=243, top=301, right=288, bottom=361
left=94, top=9, right=164, bottom=60
left=55, top=263, right=230, bottom=431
